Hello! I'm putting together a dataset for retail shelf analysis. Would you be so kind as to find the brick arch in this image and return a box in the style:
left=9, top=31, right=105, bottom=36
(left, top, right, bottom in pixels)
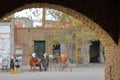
left=1, top=3, right=118, bottom=80
left=3, top=3, right=116, bottom=47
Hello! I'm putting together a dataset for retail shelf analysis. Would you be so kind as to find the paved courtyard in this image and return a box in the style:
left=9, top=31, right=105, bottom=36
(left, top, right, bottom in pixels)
left=0, top=63, right=104, bottom=80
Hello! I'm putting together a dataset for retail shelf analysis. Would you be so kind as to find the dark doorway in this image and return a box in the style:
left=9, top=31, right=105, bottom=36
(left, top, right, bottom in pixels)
left=89, top=41, right=100, bottom=63
left=34, top=41, right=45, bottom=58
left=53, top=45, right=60, bottom=59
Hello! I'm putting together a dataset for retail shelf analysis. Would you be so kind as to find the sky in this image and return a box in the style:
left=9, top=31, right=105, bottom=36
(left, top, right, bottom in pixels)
left=14, top=8, right=56, bottom=20
left=14, top=8, right=42, bottom=20
left=14, top=8, right=57, bottom=27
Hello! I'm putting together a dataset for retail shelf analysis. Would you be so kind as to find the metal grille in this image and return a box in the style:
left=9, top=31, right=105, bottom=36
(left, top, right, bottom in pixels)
left=0, top=25, right=11, bottom=59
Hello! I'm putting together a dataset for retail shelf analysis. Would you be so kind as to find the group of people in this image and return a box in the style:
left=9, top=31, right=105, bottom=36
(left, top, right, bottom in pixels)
left=29, top=52, right=49, bottom=71
left=10, top=53, right=72, bottom=72
left=29, top=53, right=70, bottom=72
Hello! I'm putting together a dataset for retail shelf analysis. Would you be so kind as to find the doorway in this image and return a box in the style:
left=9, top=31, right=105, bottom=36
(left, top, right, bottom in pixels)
left=89, top=41, right=100, bottom=63
left=34, top=40, right=45, bottom=58
left=53, top=45, right=60, bottom=58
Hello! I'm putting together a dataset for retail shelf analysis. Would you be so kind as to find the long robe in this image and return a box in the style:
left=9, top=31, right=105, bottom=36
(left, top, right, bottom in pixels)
left=29, top=56, right=41, bottom=67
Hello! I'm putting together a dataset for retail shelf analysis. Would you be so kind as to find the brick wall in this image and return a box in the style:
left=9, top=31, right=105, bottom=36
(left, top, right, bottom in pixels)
left=14, top=28, right=63, bottom=65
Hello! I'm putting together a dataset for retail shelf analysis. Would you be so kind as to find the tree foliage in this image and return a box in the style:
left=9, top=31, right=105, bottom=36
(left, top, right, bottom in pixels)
left=44, top=9, right=98, bottom=46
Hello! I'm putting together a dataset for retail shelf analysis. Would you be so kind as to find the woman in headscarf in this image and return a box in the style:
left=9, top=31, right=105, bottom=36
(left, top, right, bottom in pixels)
left=29, top=53, right=42, bottom=71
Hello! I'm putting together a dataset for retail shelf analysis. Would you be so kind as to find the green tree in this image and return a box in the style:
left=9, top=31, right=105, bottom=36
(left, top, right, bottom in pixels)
left=44, top=10, right=98, bottom=64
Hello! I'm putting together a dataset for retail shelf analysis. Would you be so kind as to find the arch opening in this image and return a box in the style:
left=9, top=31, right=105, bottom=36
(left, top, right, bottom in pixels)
left=0, top=3, right=118, bottom=80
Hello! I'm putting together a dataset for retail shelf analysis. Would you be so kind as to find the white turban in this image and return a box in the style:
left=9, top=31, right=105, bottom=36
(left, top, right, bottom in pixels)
left=44, top=53, right=47, bottom=58
left=32, top=53, right=36, bottom=58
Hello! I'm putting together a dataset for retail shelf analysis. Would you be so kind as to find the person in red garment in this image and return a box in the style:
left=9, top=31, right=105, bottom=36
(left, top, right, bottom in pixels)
left=60, top=54, right=67, bottom=71
left=61, top=54, right=67, bottom=62
left=29, top=53, right=42, bottom=71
